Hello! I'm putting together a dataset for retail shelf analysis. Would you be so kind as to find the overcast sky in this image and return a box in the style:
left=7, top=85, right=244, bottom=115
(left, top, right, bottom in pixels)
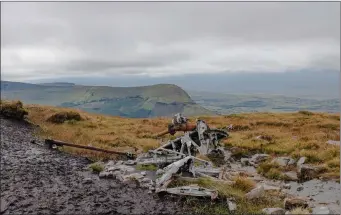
left=1, top=2, right=340, bottom=81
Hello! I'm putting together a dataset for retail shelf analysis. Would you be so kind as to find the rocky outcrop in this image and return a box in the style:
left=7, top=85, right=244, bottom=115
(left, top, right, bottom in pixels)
left=245, top=185, right=265, bottom=200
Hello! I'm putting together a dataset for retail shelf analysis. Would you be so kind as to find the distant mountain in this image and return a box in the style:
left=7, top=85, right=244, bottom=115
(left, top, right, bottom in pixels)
left=1, top=81, right=214, bottom=118
left=30, top=70, right=340, bottom=100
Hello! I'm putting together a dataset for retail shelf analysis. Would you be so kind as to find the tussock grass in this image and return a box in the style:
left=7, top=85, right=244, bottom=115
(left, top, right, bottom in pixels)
left=10, top=101, right=338, bottom=180
left=0, top=100, right=28, bottom=120
left=289, top=207, right=311, bottom=214
left=89, top=162, right=104, bottom=173
left=232, top=176, right=256, bottom=192
left=47, top=111, right=82, bottom=123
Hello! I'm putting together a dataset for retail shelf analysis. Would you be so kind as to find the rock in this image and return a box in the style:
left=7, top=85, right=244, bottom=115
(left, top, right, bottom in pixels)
left=156, top=169, right=165, bottom=176
left=262, top=184, right=281, bottom=191
left=271, top=157, right=296, bottom=167
left=282, top=184, right=291, bottom=189
left=107, top=166, right=120, bottom=172
left=284, top=197, right=308, bottom=210
left=99, top=171, right=111, bottom=178
left=297, top=157, right=306, bottom=167
left=141, top=171, right=147, bottom=176
left=116, top=160, right=124, bottom=165
left=124, top=160, right=136, bottom=165
left=227, top=199, right=237, bottom=212
left=326, top=140, right=340, bottom=146
left=249, top=154, right=270, bottom=166
left=241, top=158, right=250, bottom=166
left=245, top=185, right=264, bottom=200
left=255, top=135, right=273, bottom=142
left=312, top=206, right=331, bottom=214
left=262, top=208, right=286, bottom=215
left=0, top=198, right=9, bottom=213
left=297, top=186, right=304, bottom=191
left=298, top=164, right=325, bottom=180
left=284, top=171, right=298, bottom=181
left=105, top=160, right=116, bottom=168
left=83, top=178, right=93, bottom=184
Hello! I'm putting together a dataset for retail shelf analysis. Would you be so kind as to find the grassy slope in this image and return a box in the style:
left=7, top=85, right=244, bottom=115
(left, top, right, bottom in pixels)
left=23, top=103, right=340, bottom=180
left=1, top=81, right=213, bottom=117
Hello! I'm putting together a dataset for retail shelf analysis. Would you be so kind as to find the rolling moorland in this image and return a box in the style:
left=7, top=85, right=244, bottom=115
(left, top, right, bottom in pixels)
left=1, top=100, right=340, bottom=214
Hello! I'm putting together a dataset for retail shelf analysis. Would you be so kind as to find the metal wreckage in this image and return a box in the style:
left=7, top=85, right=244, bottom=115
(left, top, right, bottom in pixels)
left=45, top=113, right=230, bottom=199
left=135, top=113, right=230, bottom=199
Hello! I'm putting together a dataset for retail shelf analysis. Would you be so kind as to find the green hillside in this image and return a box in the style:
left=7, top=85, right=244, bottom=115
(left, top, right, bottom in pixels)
left=1, top=81, right=214, bottom=118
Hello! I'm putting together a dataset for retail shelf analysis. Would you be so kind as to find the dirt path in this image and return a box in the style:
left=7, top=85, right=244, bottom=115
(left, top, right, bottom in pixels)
left=0, top=118, right=185, bottom=215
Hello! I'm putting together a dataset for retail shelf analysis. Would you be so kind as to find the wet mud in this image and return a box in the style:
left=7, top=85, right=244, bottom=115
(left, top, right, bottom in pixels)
left=0, top=118, right=186, bottom=215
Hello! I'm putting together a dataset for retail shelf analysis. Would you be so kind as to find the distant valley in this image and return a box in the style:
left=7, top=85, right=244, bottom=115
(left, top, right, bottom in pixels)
left=188, top=91, right=340, bottom=114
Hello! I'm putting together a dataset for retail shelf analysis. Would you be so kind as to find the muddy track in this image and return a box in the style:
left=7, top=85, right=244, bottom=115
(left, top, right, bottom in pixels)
left=0, top=118, right=186, bottom=215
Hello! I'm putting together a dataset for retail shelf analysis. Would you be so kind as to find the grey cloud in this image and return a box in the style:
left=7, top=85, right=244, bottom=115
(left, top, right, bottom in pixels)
left=1, top=2, right=340, bottom=81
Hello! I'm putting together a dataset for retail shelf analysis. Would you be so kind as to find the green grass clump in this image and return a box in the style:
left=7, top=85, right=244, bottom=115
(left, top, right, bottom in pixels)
left=136, top=164, right=158, bottom=171
left=89, top=162, right=104, bottom=173
left=0, top=100, right=28, bottom=120
left=257, top=161, right=287, bottom=180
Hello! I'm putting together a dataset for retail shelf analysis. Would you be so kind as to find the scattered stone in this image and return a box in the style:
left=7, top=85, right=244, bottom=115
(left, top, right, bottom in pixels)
left=262, top=208, right=286, bottom=215
left=249, top=154, right=270, bottom=166
left=284, top=197, right=309, bottom=210
left=271, top=157, right=296, bottom=167
left=326, top=140, right=340, bottom=146
left=297, top=157, right=306, bottom=167
left=282, top=184, right=291, bottom=189
left=83, top=178, right=93, bottom=184
left=312, top=206, right=331, bottom=214
left=107, top=166, right=120, bottom=172
left=284, top=171, right=298, bottom=181
left=141, top=171, right=147, bottom=176
left=227, top=199, right=237, bottom=212
left=99, top=171, right=111, bottom=178
left=297, top=186, right=304, bottom=192
left=245, top=185, right=264, bottom=200
left=241, top=158, right=250, bottom=166
left=124, top=160, right=136, bottom=165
